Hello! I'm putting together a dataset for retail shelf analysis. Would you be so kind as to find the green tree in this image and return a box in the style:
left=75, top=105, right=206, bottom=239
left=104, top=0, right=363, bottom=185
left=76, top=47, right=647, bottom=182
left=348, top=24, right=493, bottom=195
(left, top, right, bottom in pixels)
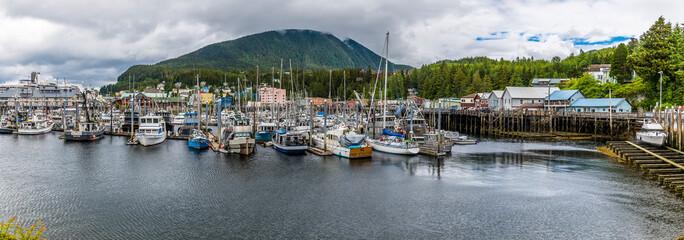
left=629, top=16, right=672, bottom=83
left=670, top=24, right=684, bottom=72
left=610, top=43, right=631, bottom=83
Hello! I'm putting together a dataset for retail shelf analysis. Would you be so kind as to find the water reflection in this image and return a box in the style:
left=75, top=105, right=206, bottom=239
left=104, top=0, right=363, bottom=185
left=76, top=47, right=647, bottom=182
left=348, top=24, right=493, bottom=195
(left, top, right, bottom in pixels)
left=0, top=135, right=683, bottom=239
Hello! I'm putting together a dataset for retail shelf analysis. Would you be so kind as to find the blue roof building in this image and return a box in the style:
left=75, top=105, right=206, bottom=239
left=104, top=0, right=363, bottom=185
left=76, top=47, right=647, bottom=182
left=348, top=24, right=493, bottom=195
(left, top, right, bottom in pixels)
left=569, top=98, right=632, bottom=113
left=544, top=89, right=585, bottom=111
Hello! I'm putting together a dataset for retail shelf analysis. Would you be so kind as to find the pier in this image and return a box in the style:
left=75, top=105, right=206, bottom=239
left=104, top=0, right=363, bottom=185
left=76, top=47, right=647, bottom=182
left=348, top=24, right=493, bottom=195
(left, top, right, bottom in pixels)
left=424, top=109, right=646, bottom=141
left=606, top=141, right=684, bottom=197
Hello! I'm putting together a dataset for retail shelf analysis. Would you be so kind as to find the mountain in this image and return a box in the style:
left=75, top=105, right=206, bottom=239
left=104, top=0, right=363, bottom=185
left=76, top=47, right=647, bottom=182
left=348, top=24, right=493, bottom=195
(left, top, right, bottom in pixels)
left=101, top=29, right=413, bottom=95
left=156, top=29, right=411, bottom=71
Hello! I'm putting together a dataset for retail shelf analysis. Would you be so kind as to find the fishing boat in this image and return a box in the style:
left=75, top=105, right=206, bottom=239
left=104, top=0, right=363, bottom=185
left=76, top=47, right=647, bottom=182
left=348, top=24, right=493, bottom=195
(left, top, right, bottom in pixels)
left=636, top=119, right=666, bottom=147
left=177, top=112, right=198, bottom=137
left=0, top=115, right=16, bottom=134
left=255, top=122, right=277, bottom=143
left=101, top=113, right=121, bottom=133
left=170, top=113, right=185, bottom=135
left=64, top=122, right=105, bottom=141
left=312, top=128, right=372, bottom=159
left=221, top=117, right=256, bottom=155
left=366, top=129, right=419, bottom=155
left=135, top=115, right=166, bottom=146
left=272, top=128, right=308, bottom=154
left=188, top=129, right=211, bottom=149
left=18, top=115, right=54, bottom=135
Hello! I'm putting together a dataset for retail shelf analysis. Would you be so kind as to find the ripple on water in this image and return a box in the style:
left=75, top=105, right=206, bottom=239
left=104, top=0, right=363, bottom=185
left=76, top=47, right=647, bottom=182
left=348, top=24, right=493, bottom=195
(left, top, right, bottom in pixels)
left=0, top=134, right=683, bottom=239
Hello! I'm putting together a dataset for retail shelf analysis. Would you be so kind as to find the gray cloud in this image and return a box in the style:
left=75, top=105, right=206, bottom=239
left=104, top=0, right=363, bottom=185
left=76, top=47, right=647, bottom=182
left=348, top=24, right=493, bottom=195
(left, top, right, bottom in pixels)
left=0, top=0, right=682, bottom=87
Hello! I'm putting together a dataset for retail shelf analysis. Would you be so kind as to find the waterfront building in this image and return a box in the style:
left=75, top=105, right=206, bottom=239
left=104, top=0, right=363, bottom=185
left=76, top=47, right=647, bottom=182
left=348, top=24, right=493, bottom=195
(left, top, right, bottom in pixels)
left=477, top=92, right=490, bottom=108
left=200, top=93, right=214, bottom=104
left=488, top=90, right=504, bottom=110
left=460, top=93, right=480, bottom=108
left=258, top=87, right=286, bottom=104
left=544, top=90, right=586, bottom=111
left=569, top=98, right=632, bottom=113
left=306, top=97, right=332, bottom=107
left=438, top=98, right=461, bottom=109
left=0, top=72, right=81, bottom=107
left=501, top=86, right=559, bottom=110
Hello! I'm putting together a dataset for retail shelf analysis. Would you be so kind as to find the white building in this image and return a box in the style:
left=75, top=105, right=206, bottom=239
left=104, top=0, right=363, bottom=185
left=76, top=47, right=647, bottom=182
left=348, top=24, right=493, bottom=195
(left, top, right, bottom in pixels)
left=488, top=90, right=504, bottom=110
left=501, top=87, right=559, bottom=110
left=585, top=64, right=615, bottom=84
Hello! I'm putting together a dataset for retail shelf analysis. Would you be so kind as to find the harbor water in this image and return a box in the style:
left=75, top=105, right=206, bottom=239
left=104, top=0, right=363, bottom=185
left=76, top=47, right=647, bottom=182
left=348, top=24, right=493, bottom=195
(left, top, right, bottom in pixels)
left=1, top=133, right=683, bottom=239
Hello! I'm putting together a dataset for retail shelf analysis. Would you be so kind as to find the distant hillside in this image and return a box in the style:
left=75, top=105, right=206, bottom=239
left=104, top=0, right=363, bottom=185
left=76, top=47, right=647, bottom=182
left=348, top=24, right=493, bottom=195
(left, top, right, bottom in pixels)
left=157, top=29, right=411, bottom=71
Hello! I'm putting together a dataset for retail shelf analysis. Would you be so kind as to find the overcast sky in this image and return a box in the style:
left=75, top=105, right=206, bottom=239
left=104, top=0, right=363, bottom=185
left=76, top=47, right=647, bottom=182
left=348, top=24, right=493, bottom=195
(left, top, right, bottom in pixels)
left=0, top=0, right=681, bottom=87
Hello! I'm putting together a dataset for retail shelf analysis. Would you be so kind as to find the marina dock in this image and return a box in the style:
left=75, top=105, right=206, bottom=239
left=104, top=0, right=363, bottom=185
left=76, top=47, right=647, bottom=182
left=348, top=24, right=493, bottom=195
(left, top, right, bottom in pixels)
left=606, top=141, right=684, bottom=197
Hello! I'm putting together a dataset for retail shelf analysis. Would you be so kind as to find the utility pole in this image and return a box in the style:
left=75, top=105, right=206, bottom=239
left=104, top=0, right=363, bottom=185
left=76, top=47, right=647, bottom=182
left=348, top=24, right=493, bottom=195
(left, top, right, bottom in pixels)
left=659, top=71, right=663, bottom=110
left=609, top=88, right=612, bottom=140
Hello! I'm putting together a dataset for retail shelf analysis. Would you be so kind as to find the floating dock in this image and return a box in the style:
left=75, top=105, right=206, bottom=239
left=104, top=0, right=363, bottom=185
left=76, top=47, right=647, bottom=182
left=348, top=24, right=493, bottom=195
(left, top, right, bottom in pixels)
left=307, top=147, right=332, bottom=156
left=606, top=141, right=684, bottom=197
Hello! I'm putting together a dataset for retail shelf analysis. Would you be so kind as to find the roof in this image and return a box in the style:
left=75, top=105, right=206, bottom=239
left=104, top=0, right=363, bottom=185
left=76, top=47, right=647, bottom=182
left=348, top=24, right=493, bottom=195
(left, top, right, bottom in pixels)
left=489, top=90, right=504, bottom=99
left=570, top=98, right=628, bottom=108
left=461, top=93, right=479, bottom=99
left=143, top=88, right=162, bottom=93
left=545, top=90, right=582, bottom=101
left=531, top=78, right=569, bottom=85
left=478, top=92, right=491, bottom=99
left=121, top=92, right=168, bottom=98
left=504, top=87, right=559, bottom=99
left=585, top=64, right=611, bottom=72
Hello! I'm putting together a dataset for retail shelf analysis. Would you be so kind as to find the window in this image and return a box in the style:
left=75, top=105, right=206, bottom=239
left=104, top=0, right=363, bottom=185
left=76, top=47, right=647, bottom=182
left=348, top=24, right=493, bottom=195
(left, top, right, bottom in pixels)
left=520, top=99, right=523, bottom=104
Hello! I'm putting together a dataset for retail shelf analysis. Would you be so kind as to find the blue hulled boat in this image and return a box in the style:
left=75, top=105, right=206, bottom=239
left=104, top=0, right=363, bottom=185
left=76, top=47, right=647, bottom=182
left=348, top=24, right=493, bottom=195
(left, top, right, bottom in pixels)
left=255, top=122, right=276, bottom=142
left=188, top=129, right=211, bottom=149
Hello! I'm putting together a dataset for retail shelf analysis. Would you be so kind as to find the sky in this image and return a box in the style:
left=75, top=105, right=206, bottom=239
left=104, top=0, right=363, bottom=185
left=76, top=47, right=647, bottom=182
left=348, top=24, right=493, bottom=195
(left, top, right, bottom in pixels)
left=0, top=0, right=682, bottom=88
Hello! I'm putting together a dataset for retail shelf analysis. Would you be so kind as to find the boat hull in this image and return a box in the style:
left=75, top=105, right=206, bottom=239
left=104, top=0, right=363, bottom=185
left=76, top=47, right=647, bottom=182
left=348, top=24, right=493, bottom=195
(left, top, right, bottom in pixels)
left=368, top=140, right=419, bottom=155
left=0, top=127, right=15, bottom=134
left=18, top=122, right=54, bottom=135
left=228, top=138, right=256, bottom=155
left=636, top=132, right=666, bottom=147
left=273, top=143, right=307, bottom=154
left=188, top=138, right=211, bottom=149
left=136, top=133, right=166, bottom=146
left=64, top=130, right=105, bottom=141
left=255, top=131, right=272, bottom=142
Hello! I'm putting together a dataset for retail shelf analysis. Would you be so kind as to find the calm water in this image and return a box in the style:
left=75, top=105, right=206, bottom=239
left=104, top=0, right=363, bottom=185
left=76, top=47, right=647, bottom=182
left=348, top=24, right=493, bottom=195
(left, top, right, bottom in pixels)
left=1, top=133, right=683, bottom=239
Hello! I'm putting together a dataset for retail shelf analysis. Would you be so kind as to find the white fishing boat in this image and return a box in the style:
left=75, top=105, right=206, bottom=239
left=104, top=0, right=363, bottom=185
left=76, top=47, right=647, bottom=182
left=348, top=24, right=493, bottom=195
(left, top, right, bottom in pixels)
left=636, top=119, right=666, bottom=147
left=220, top=117, right=256, bottom=155
left=135, top=115, right=166, bottom=146
left=18, top=115, right=54, bottom=135
left=365, top=32, right=418, bottom=156
left=312, top=128, right=372, bottom=159
left=367, top=137, right=419, bottom=155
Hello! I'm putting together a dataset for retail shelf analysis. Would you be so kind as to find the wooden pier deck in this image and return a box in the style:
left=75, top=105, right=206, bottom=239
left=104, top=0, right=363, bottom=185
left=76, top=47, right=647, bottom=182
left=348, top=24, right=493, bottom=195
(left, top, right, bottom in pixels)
left=206, top=131, right=220, bottom=152
left=307, top=147, right=332, bottom=156
left=606, top=141, right=684, bottom=197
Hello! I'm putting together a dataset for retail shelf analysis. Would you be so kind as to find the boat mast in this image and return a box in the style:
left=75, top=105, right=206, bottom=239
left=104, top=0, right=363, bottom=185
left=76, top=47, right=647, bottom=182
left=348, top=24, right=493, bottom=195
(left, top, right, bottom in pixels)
left=343, top=70, right=346, bottom=127
left=196, top=74, right=201, bottom=130
left=383, top=32, right=389, bottom=131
